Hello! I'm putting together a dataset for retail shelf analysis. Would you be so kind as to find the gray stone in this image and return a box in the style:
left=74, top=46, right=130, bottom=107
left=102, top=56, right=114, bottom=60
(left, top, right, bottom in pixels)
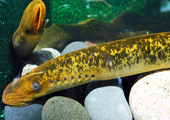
left=85, top=79, right=120, bottom=96
left=85, top=86, right=132, bottom=120
left=61, top=41, right=89, bottom=55
left=42, top=96, right=90, bottom=120
left=4, top=104, right=43, bottom=120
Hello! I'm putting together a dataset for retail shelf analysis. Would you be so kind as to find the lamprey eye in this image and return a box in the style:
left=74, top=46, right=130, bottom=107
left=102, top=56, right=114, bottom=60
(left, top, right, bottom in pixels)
left=32, top=82, right=39, bottom=90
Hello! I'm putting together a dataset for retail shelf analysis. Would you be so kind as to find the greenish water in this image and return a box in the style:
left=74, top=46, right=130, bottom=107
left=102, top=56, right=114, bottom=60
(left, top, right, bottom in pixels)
left=49, top=0, right=146, bottom=24
left=1, top=0, right=170, bottom=119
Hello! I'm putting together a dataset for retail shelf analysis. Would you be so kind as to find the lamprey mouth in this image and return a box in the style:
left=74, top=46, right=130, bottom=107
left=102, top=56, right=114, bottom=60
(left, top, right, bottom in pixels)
left=2, top=81, right=33, bottom=106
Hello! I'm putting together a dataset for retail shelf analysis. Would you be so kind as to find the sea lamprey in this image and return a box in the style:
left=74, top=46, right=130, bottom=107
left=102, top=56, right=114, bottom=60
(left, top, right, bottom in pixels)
left=3, top=31, right=170, bottom=106
left=12, top=0, right=117, bottom=59
left=12, top=0, right=46, bottom=59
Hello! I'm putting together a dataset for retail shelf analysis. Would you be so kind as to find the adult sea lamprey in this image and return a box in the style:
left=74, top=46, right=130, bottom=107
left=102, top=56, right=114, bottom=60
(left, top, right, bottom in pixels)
left=12, top=0, right=116, bottom=59
left=12, top=0, right=46, bottom=59
left=2, top=31, right=170, bottom=106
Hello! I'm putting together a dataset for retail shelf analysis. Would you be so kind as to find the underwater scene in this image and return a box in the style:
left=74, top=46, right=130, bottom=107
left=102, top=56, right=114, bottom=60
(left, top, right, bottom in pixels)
left=1, top=0, right=170, bottom=119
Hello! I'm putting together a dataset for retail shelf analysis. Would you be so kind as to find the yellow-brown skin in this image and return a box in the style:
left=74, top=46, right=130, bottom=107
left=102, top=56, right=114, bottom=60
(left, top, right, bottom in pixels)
left=3, top=31, right=170, bottom=106
left=12, top=0, right=46, bottom=59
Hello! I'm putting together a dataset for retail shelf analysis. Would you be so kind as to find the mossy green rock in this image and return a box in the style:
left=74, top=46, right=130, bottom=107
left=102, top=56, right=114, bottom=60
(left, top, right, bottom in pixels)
left=42, top=96, right=90, bottom=120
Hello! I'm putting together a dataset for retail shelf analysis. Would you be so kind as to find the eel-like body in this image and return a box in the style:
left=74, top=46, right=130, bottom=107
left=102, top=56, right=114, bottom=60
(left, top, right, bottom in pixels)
left=12, top=0, right=154, bottom=60
left=33, top=19, right=115, bottom=53
left=12, top=0, right=116, bottom=59
left=3, top=31, right=170, bottom=106
left=12, top=0, right=46, bottom=59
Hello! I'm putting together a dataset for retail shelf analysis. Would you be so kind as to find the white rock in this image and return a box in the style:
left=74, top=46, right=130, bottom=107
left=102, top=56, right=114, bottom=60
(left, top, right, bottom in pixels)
left=85, top=86, right=132, bottom=120
left=21, top=64, right=38, bottom=76
left=61, top=41, right=89, bottom=55
left=129, top=69, right=170, bottom=120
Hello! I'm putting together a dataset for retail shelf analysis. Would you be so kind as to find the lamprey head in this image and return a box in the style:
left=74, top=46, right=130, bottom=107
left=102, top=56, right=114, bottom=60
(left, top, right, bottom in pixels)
left=12, top=0, right=46, bottom=59
left=2, top=71, right=48, bottom=106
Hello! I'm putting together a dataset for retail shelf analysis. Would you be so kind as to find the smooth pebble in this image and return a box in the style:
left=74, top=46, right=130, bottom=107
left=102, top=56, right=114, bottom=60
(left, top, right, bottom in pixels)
left=22, top=48, right=60, bottom=76
left=42, top=96, right=90, bottom=120
left=61, top=41, right=89, bottom=55
left=23, top=48, right=60, bottom=65
left=85, top=79, right=120, bottom=96
left=85, top=86, right=132, bottom=120
left=21, top=64, right=38, bottom=76
left=4, top=104, right=43, bottom=120
left=129, top=69, right=170, bottom=120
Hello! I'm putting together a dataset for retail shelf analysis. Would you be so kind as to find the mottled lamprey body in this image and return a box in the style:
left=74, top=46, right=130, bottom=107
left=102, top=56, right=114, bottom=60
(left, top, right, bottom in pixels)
left=3, top=32, right=170, bottom=106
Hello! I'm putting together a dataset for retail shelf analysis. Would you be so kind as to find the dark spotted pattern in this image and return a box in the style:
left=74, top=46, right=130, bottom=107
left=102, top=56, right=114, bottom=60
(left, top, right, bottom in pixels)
left=30, top=32, right=170, bottom=88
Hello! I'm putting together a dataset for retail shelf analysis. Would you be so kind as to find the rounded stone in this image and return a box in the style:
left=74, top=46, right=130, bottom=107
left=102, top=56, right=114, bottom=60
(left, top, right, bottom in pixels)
left=4, top=104, right=43, bottom=120
left=21, top=64, right=38, bottom=76
left=129, top=69, right=170, bottom=120
left=85, top=79, right=120, bottom=96
left=21, top=48, right=60, bottom=76
left=61, top=41, right=89, bottom=55
left=84, top=86, right=132, bottom=120
left=42, top=96, right=90, bottom=120
left=23, top=48, right=60, bottom=66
